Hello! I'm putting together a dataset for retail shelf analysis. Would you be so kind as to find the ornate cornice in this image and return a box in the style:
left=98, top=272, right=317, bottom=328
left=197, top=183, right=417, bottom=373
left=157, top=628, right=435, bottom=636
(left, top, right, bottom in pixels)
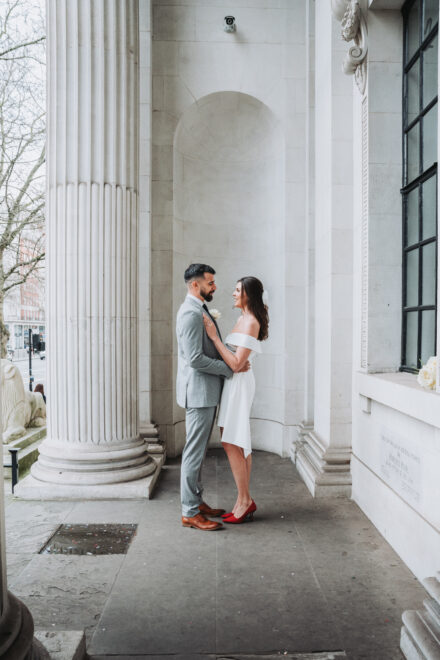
left=331, top=0, right=368, bottom=95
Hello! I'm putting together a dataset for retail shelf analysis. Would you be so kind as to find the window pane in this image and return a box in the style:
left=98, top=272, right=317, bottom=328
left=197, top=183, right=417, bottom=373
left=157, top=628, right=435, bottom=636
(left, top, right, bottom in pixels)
left=422, top=175, right=437, bottom=239
left=406, top=187, right=419, bottom=245
left=405, top=311, right=419, bottom=368
left=407, top=61, right=420, bottom=123
left=422, top=241, right=436, bottom=304
left=424, top=0, right=439, bottom=39
left=408, top=1, right=420, bottom=62
left=422, top=105, right=438, bottom=171
left=420, top=309, right=436, bottom=364
left=407, top=123, right=420, bottom=182
left=423, top=34, right=438, bottom=109
left=406, top=248, right=419, bottom=306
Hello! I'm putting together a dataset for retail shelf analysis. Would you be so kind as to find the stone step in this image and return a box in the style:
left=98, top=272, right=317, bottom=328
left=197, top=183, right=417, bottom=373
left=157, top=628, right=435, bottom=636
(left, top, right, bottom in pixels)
left=401, top=608, right=440, bottom=659
left=424, top=576, right=440, bottom=608
left=4, top=426, right=46, bottom=452
left=3, top=427, right=46, bottom=480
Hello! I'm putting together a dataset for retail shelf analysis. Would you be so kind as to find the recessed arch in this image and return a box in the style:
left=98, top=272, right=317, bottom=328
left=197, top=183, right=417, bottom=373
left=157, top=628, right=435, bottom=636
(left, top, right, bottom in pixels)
left=172, top=91, right=286, bottom=455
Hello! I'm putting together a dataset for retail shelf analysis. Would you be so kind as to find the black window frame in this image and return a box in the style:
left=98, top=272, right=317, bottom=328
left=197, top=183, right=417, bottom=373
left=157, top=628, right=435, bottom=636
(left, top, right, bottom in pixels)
left=401, top=0, right=438, bottom=373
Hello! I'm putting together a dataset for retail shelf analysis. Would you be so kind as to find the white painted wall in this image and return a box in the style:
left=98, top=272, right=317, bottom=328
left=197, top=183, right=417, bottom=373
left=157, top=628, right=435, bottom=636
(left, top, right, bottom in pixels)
left=351, top=7, right=440, bottom=581
left=149, top=0, right=307, bottom=456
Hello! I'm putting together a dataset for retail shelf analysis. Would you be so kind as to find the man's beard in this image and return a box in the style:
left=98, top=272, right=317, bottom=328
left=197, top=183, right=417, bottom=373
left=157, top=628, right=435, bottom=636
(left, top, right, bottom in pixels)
left=201, top=291, right=213, bottom=302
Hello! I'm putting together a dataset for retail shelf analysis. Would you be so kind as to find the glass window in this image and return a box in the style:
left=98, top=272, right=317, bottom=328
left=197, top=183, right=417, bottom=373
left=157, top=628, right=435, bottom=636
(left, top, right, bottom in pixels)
left=402, top=0, right=438, bottom=372
left=422, top=105, right=437, bottom=171
left=421, top=309, right=436, bottom=363
left=406, top=249, right=419, bottom=306
left=422, top=241, right=436, bottom=304
left=406, top=187, right=419, bottom=245
left=423, top=0, right=438, bottom=39
left=422, top=175, right=437, bottom=239
left=407, top=123, right=420, bottom=182
left=405, top=311, right=419, bottom=368
left=407, top=61, right=420, bottom=121
left=423, top=33, right=438, bottom=108
left=407, top=1, right=420, bottom=61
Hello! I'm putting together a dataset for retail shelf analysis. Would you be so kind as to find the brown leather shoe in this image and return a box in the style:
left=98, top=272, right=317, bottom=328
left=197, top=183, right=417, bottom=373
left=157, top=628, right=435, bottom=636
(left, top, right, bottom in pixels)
left=199, top=501, right=226, bottom=517
left=182, top=513, right=223, bottom=531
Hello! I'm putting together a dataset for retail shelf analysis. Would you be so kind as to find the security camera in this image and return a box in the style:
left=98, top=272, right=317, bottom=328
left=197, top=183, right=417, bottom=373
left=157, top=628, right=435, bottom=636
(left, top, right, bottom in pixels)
left=224, top=16, right=236, bottom=33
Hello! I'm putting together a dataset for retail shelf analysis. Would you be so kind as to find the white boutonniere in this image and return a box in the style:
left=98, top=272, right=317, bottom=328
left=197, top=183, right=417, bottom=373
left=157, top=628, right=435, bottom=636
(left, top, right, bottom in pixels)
left=209, top=309, right=221, bottom=320
left=417, top=355, right=437, bottom=390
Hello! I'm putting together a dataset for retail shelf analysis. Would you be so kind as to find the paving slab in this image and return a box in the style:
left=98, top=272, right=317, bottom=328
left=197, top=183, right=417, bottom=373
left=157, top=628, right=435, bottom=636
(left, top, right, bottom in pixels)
left=35, top=630, right=86, bottom=660
left=63, top=499, right=146, bottom=524
left=10, top=555, right=125, bottom=642
left=6, top=551, right=34, bottom=581
left=6, top=449, right=426, bottom=658
left=90, top=655, right=347, bottom=660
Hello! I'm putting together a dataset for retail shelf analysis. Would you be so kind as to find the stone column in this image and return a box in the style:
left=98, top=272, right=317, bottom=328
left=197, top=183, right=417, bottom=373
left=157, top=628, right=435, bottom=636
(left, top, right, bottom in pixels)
left=295, top=0, right=353, bottom=497
left=18, top=0, right=160, bottom=497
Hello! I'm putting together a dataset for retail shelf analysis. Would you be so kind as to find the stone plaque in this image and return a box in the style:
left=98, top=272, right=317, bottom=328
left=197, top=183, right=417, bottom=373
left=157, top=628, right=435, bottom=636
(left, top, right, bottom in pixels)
left=380, top=431, right=422, bottom=505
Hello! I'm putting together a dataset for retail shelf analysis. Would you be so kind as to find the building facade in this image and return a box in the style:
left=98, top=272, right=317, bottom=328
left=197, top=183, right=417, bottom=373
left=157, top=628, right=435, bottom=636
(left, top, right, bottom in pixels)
left=13, top=2, right=438, bottom=654
left=4, top=234, right=45, bottom=356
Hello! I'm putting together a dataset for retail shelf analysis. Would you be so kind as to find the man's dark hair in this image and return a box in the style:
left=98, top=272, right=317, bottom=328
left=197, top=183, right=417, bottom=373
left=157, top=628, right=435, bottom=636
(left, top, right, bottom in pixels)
left=184, top=263, right=215, bottom=283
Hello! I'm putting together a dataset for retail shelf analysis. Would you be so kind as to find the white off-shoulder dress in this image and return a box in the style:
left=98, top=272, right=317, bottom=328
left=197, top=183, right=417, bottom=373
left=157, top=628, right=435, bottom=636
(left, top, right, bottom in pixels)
left=217, top=332, right=262, bottom=458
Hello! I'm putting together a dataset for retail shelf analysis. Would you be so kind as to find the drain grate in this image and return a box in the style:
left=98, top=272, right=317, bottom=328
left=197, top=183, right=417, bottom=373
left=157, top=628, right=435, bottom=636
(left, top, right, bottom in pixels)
left=39, top=523, right=137, bottom=555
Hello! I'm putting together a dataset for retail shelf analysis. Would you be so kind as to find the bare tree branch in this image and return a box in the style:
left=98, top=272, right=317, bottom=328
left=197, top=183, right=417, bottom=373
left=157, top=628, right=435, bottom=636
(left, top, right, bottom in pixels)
left=0, top=35, right=45, bottom=60
left=0, top=0, right=46, bottom=356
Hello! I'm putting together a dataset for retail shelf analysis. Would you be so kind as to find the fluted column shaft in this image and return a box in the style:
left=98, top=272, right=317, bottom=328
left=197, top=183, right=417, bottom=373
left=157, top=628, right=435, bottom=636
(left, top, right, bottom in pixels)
left=32, top=0, right=154, bottom=485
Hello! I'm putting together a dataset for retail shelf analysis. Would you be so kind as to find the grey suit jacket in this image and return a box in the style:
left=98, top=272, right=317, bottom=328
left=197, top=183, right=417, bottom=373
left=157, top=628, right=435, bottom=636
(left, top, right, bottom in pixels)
left=176, top=296, right=233, bottom=408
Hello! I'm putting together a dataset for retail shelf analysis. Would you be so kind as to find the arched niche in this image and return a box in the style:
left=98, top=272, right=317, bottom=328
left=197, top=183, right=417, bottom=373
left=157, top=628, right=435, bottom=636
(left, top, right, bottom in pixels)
left=172, top=91, right=286, bottom=456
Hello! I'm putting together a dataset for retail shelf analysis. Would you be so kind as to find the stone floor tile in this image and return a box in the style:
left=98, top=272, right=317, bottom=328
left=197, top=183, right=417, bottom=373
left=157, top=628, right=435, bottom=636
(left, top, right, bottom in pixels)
left=89, top=555, right=218, bottom=655
left=6, top=520, right=61, bottom=554
left=63, top=499, right=146, bottom=524
left=6, top=552, right=34, bottom=582
left=11, top=555, right=124, bottom=642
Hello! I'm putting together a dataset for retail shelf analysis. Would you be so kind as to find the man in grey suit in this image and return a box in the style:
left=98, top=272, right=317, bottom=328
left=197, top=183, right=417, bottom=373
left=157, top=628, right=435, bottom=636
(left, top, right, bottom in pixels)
left=176, top=263, right=243, bottom=531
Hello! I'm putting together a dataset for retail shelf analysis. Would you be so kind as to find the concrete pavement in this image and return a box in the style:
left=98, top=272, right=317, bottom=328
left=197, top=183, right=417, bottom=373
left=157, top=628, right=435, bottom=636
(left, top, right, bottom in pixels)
left=5, top=450, right=425, bottom=659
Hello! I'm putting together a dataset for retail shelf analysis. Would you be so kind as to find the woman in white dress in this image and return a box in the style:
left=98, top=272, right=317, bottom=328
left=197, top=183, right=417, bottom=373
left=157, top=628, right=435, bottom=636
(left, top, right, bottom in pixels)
left=203, top=276, right=269, bottom=524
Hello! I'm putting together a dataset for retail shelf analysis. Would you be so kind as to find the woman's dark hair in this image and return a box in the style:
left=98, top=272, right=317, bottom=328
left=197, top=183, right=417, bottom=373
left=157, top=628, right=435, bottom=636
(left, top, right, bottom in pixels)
left=239, top=276, right=269, bottom=341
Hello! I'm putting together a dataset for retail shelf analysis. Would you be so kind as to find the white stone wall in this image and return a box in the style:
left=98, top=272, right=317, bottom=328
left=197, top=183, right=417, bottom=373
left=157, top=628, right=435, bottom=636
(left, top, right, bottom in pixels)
left=351, top=5, right=440, bottom=581
left=148, top=0, right=308, bottom=456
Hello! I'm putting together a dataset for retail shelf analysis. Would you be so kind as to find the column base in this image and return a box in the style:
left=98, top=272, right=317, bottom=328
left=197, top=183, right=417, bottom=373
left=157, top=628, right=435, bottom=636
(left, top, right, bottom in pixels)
left=30, top=437, right=158, bottom=486
left=15, top=430, right=167, bottom=499
left=291, top=421, right=314, bottom=462
left=0, top=592, right=49, bottom=660
left=295, top=428, right=352, bottom=498
left=400, top=574, right=440, bottom=660
left=14, top=459, right=164, bottom=500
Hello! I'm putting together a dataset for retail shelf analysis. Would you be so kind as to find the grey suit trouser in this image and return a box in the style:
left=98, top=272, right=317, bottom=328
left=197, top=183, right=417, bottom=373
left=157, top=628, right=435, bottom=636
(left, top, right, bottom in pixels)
left=181, top=406, right=216, bottom=517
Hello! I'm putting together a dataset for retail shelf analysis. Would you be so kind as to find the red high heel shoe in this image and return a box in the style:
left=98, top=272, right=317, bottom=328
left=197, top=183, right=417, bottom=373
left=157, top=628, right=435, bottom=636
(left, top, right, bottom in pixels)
left=223, top=501, right=257, bottom=524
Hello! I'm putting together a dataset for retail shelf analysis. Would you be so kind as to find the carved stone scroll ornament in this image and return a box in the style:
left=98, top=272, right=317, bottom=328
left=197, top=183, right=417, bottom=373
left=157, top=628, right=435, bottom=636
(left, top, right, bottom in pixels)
left=331, top=0, right=368, bottom=95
